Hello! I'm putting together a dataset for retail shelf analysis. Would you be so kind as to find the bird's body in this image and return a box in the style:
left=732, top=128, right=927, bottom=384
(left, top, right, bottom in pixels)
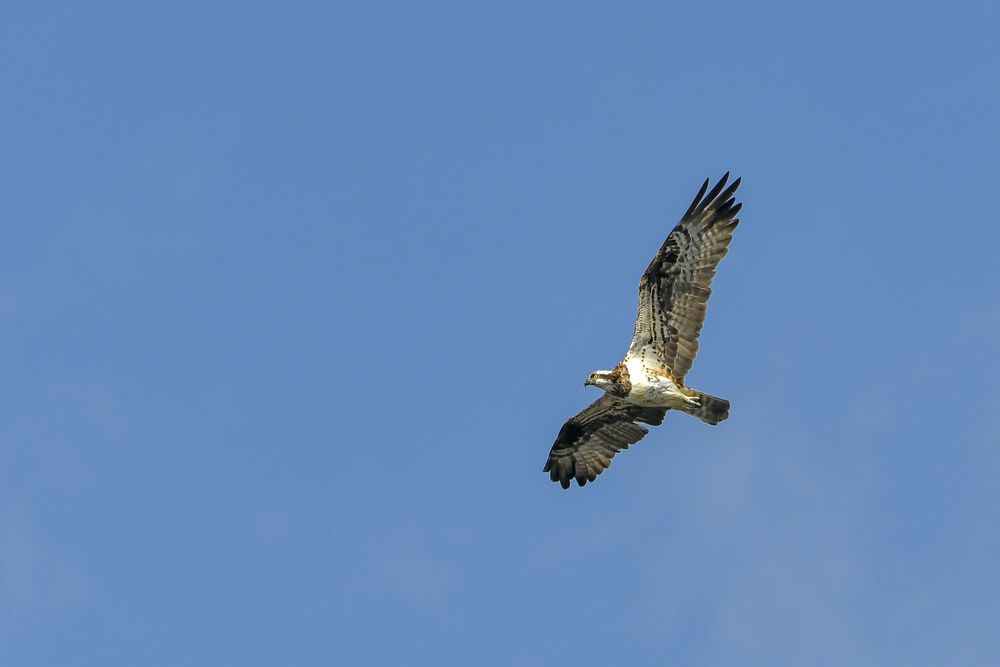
left=544, top=173, right=743, bottom=489
left=623, top=354, right=690, bottom=408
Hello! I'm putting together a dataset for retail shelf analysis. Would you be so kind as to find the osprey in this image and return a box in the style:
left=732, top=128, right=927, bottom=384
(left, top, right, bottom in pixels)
left=544, top=173, right=743, bottom=489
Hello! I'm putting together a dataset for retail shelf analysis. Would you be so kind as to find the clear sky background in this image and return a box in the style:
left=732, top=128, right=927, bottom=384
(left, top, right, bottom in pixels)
left=3, top=2, right=999, bottom=665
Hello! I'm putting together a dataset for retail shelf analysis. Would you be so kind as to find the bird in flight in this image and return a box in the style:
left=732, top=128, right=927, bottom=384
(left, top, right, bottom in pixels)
left=544, top=173, right=743, bottom=489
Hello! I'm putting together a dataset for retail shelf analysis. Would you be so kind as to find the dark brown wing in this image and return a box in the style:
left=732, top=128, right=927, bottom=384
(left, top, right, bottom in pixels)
left=628, top=174, right=742, bottom=382
left=543, top=395, right=668, bottom=489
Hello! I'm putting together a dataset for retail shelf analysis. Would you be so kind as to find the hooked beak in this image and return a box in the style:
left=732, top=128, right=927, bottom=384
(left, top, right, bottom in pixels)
left=584, top=379, right=593, bottom=387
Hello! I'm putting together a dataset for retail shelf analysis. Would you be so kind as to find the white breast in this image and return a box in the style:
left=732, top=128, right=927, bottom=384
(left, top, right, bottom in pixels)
left=623, top=354, right=685, bottom=408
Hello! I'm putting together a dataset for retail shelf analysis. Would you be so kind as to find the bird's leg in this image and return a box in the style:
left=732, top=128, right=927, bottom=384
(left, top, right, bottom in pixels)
left=675, top=387, right=701, bottom=409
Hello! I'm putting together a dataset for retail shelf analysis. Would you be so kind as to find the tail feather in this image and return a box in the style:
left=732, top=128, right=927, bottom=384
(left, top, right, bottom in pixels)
left=680, top=389, right=730, bottom=425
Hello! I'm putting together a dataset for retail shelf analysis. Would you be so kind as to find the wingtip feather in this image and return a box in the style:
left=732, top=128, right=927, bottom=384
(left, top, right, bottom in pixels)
left=683, top=177, right=711, bottom=218
left=703, top=173, right=729, bottom=207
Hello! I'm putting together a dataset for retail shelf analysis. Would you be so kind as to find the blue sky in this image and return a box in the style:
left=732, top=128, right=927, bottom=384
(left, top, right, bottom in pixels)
left=3, top=1, right=999, bottom=664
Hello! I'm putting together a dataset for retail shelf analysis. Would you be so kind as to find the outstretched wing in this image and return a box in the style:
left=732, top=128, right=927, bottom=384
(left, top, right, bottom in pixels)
left=544, top=395, right=667, bottom=489
left=628, top=173, right=742, bottom=382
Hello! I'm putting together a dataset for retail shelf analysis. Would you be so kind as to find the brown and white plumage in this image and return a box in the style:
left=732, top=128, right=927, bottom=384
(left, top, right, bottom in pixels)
left=629, top=174, right=742, bottom=382
left=544, top=174, right=742, bottom=489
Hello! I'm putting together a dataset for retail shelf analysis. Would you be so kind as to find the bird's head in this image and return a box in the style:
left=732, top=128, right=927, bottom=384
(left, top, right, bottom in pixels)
left=585, top=368, right=629, bottom=397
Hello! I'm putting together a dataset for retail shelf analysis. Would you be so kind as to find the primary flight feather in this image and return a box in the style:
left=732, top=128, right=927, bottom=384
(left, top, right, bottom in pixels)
left=544, top=173, right=742, bottom=489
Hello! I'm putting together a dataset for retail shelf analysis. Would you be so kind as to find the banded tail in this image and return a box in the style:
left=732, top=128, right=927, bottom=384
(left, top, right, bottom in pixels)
left=679, top=388, right=730, bottom=425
